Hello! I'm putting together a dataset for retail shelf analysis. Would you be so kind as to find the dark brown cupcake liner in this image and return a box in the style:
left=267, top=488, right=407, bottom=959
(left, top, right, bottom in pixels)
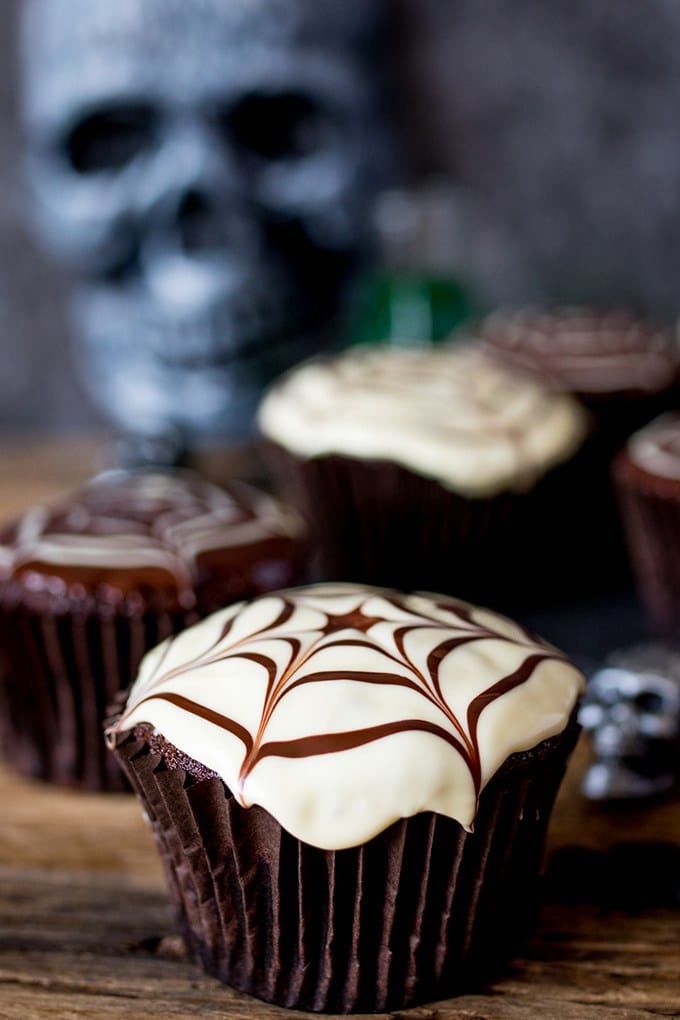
left=614, top=455, right=680, bottom=642
left=0, top=576, right=304, bottom=793
left=265, top=445, right=528, bottom=607
left=0, top=598, right=192, bottom=791
left=264, top=442, right=619, bottom=610
left=110, top=718, right=579, bottom=1012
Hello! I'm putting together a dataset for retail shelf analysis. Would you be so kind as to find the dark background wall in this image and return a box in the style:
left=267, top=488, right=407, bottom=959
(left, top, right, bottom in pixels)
left=2, top=0, right=680, bottom=432
left=397, top=0, right=680, bottom=313
left=0, top=0, right=98, bottom=432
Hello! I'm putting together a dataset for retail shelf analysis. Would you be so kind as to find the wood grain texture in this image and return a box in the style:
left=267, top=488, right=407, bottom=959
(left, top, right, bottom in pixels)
left=1, top=438, right=680, bottom=1018
left=2, top=862, right=679, bottom=1019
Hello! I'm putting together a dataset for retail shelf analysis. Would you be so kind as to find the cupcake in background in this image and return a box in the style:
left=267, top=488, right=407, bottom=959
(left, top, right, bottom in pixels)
left=479, top=307, right=680, bottom=585
left=479, top=306, right=680, bottom=429
left=614, top=413, right=680, bottom=643
left=107, top=582, right=584, bottom=1012
left=258, top=343, right=587, bottom=608
left=0, top=469, right=304, bottom=790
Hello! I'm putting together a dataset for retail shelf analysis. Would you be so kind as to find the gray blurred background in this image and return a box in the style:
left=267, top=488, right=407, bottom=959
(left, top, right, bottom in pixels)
left=3, top=0, right=680, bottom=432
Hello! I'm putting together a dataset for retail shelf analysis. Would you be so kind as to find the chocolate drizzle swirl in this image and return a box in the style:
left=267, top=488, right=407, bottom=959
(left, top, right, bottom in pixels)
left=0, top=470, right=302, bottom=609
left=481, top=306, right=680, bottom=395
left=109, top=584, right=583, bottom=846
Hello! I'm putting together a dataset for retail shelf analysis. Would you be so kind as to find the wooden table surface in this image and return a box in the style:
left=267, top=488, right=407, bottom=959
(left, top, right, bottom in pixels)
left=1, top=436, right=679, bottom=1020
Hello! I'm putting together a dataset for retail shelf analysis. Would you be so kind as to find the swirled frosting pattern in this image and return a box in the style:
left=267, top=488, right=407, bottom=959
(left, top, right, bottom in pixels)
left=108, top=583, right=584, bottom=849
left=481, top=306, right=680, bottom=395
left=258, top=344, right=587, bottom=497
left=628, top=413, right=680, bottom=480
left=0, top=470, right=303, bottom=609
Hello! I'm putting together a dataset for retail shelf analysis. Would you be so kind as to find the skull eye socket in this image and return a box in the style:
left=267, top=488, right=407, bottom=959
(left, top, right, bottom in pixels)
left=633, top=690, right=665, bottom=713
left=65, top=104, right=156, bottom=174
left=223, top=92, right=325, bottom=161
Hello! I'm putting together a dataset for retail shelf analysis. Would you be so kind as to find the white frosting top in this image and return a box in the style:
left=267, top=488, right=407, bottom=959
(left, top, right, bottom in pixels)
left=258, top=345, right=587, bottom=497
left=108, top=583, right=584, bottom=850
left=627, top=413, right=680, bottom=480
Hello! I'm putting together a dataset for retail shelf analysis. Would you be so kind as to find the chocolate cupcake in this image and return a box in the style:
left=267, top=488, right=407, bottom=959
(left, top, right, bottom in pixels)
left=257, top=344, right=587, bottom=606
left=479, top=306, right=680, bottom=421
left=107, top=582, right=583, bottom=1012
left=480, top=307, right=680, bottom=587
left=0, top=469, right=304, bottom=790
left=614, top=414, right=680, bottom=642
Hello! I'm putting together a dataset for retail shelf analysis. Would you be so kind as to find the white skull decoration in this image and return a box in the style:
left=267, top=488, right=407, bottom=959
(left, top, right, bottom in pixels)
left=20, top=0, right=390, bottom=452
left=580, top=645, right=680, bottom=801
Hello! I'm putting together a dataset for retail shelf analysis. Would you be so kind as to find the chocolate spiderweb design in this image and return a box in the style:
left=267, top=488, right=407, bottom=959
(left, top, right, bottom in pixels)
left=0, top=472, right=299, bottom=607
left=113, top=587, right=566, bottom=804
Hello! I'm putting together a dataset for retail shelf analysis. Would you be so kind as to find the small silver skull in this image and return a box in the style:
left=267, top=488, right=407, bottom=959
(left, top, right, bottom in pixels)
left=579, top=644, right=680, bottom=801
left=20, top=0, right=391, bottom=450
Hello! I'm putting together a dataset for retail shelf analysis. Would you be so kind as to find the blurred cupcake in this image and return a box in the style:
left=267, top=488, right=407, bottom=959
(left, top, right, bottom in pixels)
left=480, top=307, right=680, bottom=585
left=479, top=306, right=679, bottom=426
left=0, top=469, right=304, bottom=790
left=614, top=413, right=680, bottom=642
left=258, top=343, right=587, bottom=606
left=107, top=582, right=584, bottom=1012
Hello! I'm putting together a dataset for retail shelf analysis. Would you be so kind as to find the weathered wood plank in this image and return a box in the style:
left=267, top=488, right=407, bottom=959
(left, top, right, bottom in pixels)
left=1, top=866, right=680, bottom=1019
left=0, top=766, right=163, bottom=884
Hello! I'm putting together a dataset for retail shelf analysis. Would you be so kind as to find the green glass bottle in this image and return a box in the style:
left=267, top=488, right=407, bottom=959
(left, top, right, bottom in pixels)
left=347, top=270, right=473, bottom=347
left=345, top=185, right=478, bottom=348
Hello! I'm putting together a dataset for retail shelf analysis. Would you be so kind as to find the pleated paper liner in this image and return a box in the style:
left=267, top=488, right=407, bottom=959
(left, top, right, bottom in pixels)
left=0, top=596, right=192, bottom=791
left=265, top=445, right=524, bottom=605
left=110, top=717, right=580, bottom=1013
left=614, top=453, right=680, bottom=642
left=263, top=443, right=612, bottom=610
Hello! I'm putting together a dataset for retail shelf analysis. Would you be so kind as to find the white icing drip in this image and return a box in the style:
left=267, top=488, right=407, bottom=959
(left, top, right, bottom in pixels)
left=16, top=506, right=51, bottom=546
left=13, top=534, right=194, bottom=594
left=628, top=414, right=680, bottom=480
left=109, top=582, right=584, bottom=850
left=258, top=345, right=587, bottom=497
